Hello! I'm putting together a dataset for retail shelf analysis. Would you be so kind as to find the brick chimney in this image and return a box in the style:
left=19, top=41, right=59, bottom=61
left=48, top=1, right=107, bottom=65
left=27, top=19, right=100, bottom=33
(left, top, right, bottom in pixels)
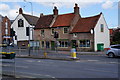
left=53, top=6, right=58, bottom=15
left=19, top=8, right=23, bottom=14
left=74, top=3, right=79, bottom=14
left=40, top=13, right=44, bottom=17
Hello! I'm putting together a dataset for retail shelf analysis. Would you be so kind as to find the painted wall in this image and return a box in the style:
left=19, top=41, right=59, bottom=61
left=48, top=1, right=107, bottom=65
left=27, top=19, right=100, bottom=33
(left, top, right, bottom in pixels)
left=94, top=14, right=110, bottom=51
left=11, top=14, right=33, bottom=45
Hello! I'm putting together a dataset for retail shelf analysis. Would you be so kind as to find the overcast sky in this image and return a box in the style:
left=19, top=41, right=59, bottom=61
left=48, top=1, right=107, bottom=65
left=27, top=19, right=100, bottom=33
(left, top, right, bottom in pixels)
left=0, top=0, right=119, bottom=28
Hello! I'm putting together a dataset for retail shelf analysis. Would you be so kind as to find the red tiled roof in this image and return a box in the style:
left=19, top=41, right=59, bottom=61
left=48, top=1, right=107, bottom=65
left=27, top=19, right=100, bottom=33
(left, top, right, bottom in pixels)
left=34, top=15, right=54, bottom=29
left=71, top=13, right=102, bottom=33
left=52, top=13, right=75, bottom=27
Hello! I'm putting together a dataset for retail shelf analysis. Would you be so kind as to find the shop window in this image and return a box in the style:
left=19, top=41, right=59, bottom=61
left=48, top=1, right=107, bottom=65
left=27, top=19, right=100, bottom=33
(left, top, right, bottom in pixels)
left=58, top=41, right=68, bottom=47
left=79, top=40, right=90, bottom=47
left=46, top=41, right=50, bottom=48
left=42, top=41, right=44, bottom=48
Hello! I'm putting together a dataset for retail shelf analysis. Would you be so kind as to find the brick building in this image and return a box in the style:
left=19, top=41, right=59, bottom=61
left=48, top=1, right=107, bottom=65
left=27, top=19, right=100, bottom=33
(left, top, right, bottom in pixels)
left=34, top=3, right=110, bottom=51
left=0, top=15, right=12, bottom=46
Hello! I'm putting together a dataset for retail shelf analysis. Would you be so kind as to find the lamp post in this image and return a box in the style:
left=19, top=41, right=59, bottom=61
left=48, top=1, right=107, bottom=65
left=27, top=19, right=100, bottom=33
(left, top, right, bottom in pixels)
left=24, top=0, right=33, bottom=56
left=24, top=0, right=33, bottom=15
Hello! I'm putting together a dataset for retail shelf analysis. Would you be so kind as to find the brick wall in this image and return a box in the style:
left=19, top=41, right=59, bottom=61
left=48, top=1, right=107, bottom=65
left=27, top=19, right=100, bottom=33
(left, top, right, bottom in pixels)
left=1, top=16, right=12, bottom=44
left=70, top=33, right=94, bottom=51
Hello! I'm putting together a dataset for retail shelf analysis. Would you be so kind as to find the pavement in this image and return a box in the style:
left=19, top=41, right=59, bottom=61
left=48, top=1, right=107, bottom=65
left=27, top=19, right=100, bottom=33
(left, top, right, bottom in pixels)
left=15, top=50, right=106, bottom=61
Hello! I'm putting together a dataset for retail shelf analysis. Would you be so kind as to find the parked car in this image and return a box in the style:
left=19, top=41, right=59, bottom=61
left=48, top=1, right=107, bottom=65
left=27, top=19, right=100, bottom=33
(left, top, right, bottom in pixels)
left=106, top=44, right=120, bottom=58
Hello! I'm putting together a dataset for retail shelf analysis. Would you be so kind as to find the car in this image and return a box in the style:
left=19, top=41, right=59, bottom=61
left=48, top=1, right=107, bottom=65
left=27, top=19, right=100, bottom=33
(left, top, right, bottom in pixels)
left=106, top=44, right=120, bottom=58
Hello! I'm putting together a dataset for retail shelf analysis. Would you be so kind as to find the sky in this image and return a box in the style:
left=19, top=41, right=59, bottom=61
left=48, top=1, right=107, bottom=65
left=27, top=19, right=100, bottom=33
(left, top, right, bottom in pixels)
left=0, top=0, right=119, bottom=28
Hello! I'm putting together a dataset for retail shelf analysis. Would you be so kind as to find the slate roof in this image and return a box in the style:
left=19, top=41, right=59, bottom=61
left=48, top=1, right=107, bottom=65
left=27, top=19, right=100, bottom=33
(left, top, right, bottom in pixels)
left=35, top=15, right=54, bottom=29
left=71, top=13, right=102, bottom=33
left=52, top=13, right=75, bottom=27
left=23, top=14, right=39, bottom=26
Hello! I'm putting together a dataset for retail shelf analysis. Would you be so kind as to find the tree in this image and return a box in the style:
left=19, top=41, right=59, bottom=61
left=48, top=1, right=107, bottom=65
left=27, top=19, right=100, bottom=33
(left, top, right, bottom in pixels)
left=112, top=30, right=120, bottom=44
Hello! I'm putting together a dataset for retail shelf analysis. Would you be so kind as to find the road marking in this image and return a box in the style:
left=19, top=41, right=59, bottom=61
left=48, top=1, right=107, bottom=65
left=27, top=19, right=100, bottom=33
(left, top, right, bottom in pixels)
left=85, top=68, right=118, bottom=74
left=25, top=60, right=34, bottom=62
left=3, top=70, right=55, bottom=78
left=109, top=62, right=118, bottom=64
left=88, top=60, right=99, bottom=62
left=16, top=75, right=36, bottom=78
left=3, top=64, right=28, bottom=68
left=75, top=60, right=81, bottom=62
left=37, top=60, right=41, bottom=62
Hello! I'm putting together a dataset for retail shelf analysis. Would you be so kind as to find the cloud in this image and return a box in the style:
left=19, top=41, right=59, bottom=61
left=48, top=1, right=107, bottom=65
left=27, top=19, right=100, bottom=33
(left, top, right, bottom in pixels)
left=37, top=0, right=117, bottom=9
left=0, top=4, right=10, bottom=11
left=102, top=0, right=113, bottom=9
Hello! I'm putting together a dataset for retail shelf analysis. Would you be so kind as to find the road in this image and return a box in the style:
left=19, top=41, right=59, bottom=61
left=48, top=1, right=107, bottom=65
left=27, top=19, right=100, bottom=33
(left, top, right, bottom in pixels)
left=2, top=55, right=119, bottom=79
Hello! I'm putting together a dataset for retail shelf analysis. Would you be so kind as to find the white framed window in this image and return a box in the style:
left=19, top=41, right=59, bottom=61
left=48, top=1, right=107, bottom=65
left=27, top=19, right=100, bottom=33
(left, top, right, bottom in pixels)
left=73, top=33, right=77, bottom=37
left=51, top=29, right=54, bottom=35
left=5, top=29, right=8, bottom=35
left=41, top=30, right=44, bottom=36
left=79, top=40, right=90, bottom=48
left=100, top=24, right=104, bottom=32
left=63, top=27, right=68, bottom=34
left=18, top=19, right=24, bottom=27
left=5, top=22, right=8, bottom=29
left=58, top=41, right=69, bottom=48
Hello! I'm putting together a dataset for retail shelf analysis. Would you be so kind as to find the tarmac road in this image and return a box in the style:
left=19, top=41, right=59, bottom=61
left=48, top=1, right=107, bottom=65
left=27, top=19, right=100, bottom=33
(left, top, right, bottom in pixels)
left=2, top=55, right=119, bottom=79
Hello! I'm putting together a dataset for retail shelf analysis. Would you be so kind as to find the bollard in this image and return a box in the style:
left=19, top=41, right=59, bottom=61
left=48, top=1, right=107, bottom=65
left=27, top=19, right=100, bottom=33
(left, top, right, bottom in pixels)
left=71, top=48, right=77, bottom=59
left=44, top=52, right=47, bottom=58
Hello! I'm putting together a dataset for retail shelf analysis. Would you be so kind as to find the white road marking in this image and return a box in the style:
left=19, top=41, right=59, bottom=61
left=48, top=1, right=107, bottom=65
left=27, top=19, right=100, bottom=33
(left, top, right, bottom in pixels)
left=109, top=62, right=118, bottom=64
left=75, top=60, right=81, bottom=62
left=88, top=60, right=99, bottom=62
left=2, top=64, right=28, bottom=68
left=37, top=60, right=41, bottom=62
left=25, top=60, right=34, bottom=62
left=85, top=68, right=118, bottom=74
left=3, top=70, right=55, bottom=78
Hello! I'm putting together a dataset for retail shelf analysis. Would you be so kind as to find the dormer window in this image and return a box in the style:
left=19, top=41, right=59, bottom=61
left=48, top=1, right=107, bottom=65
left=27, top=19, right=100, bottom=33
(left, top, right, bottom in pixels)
left=18, top=19, right=24, bottom=27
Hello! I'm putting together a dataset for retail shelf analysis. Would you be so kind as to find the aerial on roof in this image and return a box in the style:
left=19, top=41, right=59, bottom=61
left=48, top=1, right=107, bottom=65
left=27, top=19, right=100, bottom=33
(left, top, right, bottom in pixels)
left=71, top=13, right=102, bottom=33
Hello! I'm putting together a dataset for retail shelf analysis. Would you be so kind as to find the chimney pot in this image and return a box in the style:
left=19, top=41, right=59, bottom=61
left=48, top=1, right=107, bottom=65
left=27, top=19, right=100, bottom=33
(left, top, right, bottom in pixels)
left=19, top=8, right=23, bottom=14
left=74, top=3, right=79, bottom=14
left=53, top=6, right=58, bottom=15
left=40, top=13, right=44, bottom=17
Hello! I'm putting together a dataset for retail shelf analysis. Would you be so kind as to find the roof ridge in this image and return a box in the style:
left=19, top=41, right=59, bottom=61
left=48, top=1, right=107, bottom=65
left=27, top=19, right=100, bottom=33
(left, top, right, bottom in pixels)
left=58, top=13, right=74, bottom=16
left=42, top=14, right=53, bottom=17
left=81, top=13, right=102, bottom=19
left=23, top=13, right=39, bottom=18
